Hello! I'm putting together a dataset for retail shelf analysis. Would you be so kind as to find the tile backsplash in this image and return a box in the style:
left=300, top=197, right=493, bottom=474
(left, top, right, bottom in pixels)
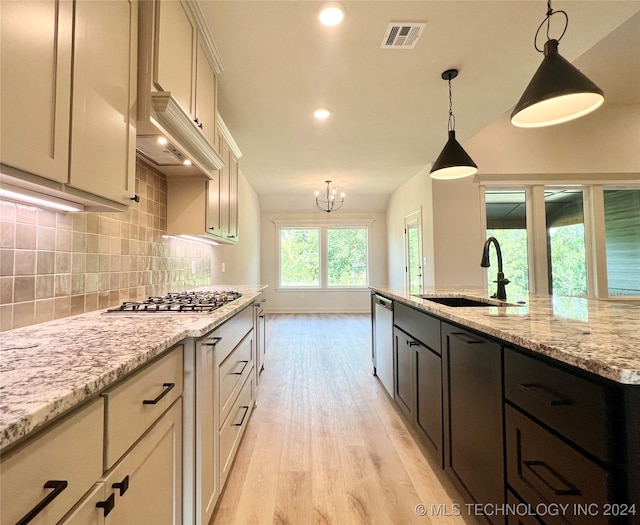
left=0, top=162, right=212, bottom=331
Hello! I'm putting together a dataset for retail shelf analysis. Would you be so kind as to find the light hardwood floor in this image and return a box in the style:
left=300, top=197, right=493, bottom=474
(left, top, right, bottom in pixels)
left=211, top=314, right=479, bottom=525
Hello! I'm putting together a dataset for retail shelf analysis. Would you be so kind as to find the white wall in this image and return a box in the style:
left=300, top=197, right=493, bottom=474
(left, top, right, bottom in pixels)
left=466, top=104, right=640, bottom=176
left=386, top=166, right=435, bottom=288
left=210, top=169, right=262, bottom=285
left=386, top=164, right=485, bottom=288
left=431, top=178, right=485, bottom=287
left=260, top=211, right=387, bottom=313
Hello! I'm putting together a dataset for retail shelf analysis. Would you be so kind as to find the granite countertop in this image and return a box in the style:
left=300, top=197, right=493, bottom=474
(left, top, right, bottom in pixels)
left=371, top=285, right=640, bottom=386
left=0, top=285, right=267, bottom=452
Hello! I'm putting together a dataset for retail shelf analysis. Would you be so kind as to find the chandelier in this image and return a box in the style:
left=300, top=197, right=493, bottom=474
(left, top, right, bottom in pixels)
left=315, top=180, right=345, bottom=213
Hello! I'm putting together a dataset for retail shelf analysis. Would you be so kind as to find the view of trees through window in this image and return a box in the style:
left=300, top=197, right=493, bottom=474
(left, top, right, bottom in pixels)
left=279, top=226, right=368, bottom=288
left=485, top=190, right=529, bottom=301
left=327, top=228, right=367, bottom=286
left=279, top=228, right=319, bottom=286
left=486, top=189, right=589, bottom=299
left=486, top=228, right=529, bottom=300
left=545, top=190, right=587, bottom=297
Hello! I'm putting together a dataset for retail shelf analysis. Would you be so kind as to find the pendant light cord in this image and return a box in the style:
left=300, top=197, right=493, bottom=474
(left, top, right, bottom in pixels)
left=447, top=76, right=456, bottom=132
left=534, top=0, right=568, bottom=52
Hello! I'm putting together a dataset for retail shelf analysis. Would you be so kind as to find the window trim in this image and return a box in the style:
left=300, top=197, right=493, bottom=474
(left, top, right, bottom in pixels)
left=274, top=219, right=373, bottom=291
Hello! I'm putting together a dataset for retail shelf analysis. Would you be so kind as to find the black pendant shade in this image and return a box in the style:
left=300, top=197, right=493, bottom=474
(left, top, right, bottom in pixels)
left=430, top=130, right=478, bottom=180
left=430, top=69, right=478, bottom=180
left=511, top=29, right=604, bottom=127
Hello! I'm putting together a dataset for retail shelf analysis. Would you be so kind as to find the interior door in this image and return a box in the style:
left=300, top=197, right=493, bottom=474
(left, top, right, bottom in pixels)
left=405, top=210, right=423, bottom=294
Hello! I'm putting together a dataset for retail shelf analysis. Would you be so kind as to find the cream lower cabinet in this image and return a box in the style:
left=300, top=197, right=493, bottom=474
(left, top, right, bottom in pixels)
left=61, top=400, right=183, bottom=525
left=0, top=0, right=137, bottom=209
left=0, top=400, right=104, bottom=525
left=185, top=304, right=255, bottom=525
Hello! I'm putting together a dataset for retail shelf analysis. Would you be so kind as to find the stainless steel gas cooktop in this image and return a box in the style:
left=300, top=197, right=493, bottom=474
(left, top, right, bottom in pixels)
left=105, top=290, right=242, bottom=314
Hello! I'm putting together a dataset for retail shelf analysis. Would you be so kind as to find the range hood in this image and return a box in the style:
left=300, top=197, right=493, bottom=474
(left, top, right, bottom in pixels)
left=136, top=92, right=224, bottom=179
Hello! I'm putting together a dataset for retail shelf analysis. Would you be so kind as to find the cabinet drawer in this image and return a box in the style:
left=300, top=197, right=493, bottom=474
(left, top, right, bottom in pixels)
left=220, top=374, right=254, bottom=485
left=219, top=331, right=254, bottom=426
left=506, top=405, right=609, bottom=525
left=1, top=399, right=103, bottom=525
left=103, top=345, right=183, bottom=469
left=506, top=489, right=545, bottom=525
left=211, top=305, right=253, bottom=363
left=394, top=302, right=441, bottom=354
left=504, top=348, right=610, bottom=461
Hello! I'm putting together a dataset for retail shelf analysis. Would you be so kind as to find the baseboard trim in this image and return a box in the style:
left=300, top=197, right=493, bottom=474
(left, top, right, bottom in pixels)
left=266, top=307, right=370, bottom=314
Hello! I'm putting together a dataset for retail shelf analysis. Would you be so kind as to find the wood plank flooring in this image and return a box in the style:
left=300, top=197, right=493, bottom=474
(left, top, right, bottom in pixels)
left=211, top=314, right=478, bottom=525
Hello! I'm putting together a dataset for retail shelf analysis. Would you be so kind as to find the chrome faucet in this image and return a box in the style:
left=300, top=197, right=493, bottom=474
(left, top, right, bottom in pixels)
left=481, top=236, right=510, bottom=301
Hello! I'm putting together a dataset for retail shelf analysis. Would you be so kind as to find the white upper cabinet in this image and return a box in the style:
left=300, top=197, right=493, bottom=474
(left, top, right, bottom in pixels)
left=69, top=0, right=137, bottom=205
left=137, top=0, right=223, bottom=178
left=195, top=37, right=218, bottom=147
left=155, top=0, right=195, bottom=115
left=0, top=1, right=73, bottom=183
left=0, top=0, right=138, bottom=210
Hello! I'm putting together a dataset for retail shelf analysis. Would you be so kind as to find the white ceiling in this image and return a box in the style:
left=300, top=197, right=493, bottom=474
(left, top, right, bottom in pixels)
left=200, top=1, right=640, bottom=212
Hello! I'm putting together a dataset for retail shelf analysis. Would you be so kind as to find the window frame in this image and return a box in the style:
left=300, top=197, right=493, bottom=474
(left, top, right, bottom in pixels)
left=275, top=219, right=372, bottom=291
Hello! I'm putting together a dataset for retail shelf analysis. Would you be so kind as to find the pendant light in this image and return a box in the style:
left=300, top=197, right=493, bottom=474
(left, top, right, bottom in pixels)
left=430, top=69, right=478, bottom=180
left=511, top=1, right=604, bottom=128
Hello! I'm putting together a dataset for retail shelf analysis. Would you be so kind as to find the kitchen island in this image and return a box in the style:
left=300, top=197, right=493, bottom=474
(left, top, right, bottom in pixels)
left=371, top=285, right=639, bottom=525
left=371, top=285, right=640, bottom=384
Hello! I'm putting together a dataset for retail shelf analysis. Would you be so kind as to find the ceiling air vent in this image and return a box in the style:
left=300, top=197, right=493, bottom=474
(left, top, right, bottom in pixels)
left=380, top=22, right=426, bottom=49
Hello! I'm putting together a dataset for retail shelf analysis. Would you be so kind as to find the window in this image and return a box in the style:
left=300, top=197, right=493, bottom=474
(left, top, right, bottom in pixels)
left=327, top=228, right=367, bottom=286
left=279, top=228, right=320, bottom=287
left=484, top=184, right=640, bottom=300
left=545, top=189, right=587, bottom=297
left=278, top=225, right=369, bottom=289
left=604, top=189, right=640, bottom=296
left=485, top=190, right=530, bottom=300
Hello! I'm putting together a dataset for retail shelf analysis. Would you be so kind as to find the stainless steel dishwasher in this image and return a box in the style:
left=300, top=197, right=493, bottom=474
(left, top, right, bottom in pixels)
left=373, top=293, right=394, bottom=397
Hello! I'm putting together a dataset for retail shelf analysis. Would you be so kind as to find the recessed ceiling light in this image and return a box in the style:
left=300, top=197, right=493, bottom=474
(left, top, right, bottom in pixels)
left=314, top=108, right=331, bottom=120
left=157, top=136, right=168, bottom=145
left=319, top=3, right=344, bottom=26
left=183, top=159, right=192, bottom=166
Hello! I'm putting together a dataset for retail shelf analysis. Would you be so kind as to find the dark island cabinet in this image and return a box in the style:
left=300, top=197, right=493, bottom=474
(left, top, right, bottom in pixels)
left=442, top=322, right=505, bottom=525
left=393, top=303, right=444, bottom=466
left=504, top=347, right=640, bottom=525
left=370, top=294, right=640, bottom=525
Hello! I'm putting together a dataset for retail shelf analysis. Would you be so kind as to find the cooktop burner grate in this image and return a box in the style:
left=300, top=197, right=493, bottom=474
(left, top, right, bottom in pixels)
left=106, top=290, right=242, bottom=313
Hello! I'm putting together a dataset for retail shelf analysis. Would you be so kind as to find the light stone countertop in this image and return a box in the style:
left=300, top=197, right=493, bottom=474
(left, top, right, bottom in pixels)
left=371, top=285, right=640, bottom=386
left=0, top=285, right=266, bottom=452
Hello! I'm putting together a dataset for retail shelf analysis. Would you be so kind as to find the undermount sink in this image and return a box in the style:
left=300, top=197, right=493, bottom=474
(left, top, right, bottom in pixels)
left=415, top=295, right=524, bottom=307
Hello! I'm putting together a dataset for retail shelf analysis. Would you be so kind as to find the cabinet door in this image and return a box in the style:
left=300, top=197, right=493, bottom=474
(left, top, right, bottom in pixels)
left=194, top=34, right=217, bottom=146
left=416, top=344, right=443, bottom=465
left=196, top=335, right=220, bottom=525
left=69, top=0, right=136, bottom=204
left=219, top=139, right=231, bottom=237
left=155, top=0, right=195, bottom=116
left=227, top=151, right=239, bottom=241
left=444, top=325, right=504, bottom=524
left=105, top=400, right=183, bottom=525
left=59, top=484, right=106, bottom=525
left=0, top=400, right=103, bottom=525
left=394, top=328, right=414, bottom=418
left=206, top=177, right=222, bottom=236
left=0, top=0, right=72, bottom=182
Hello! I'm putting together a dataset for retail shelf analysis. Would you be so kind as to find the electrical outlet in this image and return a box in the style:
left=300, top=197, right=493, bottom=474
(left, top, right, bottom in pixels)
left=222, top=262, right=226, bottom=273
